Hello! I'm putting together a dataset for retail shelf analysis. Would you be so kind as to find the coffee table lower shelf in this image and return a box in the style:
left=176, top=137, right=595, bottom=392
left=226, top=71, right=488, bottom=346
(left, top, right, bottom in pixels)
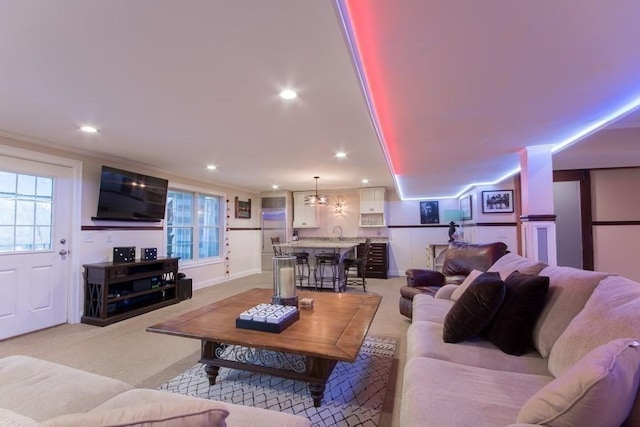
left=201, top=340, right=338, bottom=407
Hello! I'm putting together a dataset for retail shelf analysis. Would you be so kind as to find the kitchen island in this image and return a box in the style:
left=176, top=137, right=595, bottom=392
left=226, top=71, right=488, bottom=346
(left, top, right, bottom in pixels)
left=275, top=240, right=362, bottom=291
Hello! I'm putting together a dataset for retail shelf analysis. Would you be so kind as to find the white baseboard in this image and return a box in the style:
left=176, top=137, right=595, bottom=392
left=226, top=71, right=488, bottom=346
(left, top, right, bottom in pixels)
left=193, top=268, right=262, bottom=291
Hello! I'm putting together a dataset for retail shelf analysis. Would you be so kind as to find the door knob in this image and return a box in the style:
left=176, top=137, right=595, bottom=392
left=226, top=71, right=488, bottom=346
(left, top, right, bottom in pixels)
left=59, top=249, right=69, bottom=255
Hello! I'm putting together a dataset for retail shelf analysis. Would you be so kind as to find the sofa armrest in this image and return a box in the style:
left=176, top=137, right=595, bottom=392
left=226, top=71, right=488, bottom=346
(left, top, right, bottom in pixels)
left=405, top=269, right=446, bottom=288
left=434, top=284, right=458, bottom=300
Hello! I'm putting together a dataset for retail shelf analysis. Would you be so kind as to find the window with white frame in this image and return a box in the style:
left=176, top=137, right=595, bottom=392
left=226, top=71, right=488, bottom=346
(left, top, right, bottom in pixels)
left=166, top=190, right=223, bottom=262
left=0, top=171, right=53, bottom=253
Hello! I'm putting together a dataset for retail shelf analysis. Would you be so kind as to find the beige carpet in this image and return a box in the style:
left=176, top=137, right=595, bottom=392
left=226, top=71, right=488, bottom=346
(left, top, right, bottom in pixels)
left=0, top=272, right=411, bottom=427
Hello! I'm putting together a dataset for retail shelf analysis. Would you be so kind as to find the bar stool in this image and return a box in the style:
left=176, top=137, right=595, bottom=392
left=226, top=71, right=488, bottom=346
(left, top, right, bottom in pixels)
left=343, top=238, right=370, bottom=292
left=314, top=253, right=340, bottom=292
left=293, top=252, right=310, bottom=288
left=271, top=237, right=309, bottom=288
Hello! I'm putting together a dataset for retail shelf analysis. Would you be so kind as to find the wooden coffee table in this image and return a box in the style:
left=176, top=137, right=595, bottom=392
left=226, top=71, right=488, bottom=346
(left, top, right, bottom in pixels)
left=146, top=288, right=381, bottom=407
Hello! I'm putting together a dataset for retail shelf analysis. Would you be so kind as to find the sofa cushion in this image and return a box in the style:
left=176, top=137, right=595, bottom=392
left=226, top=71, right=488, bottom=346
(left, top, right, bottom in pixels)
left=408, top=321, right=550, bottom=375
left=401, top=356, right=552, bottom=427
left=487, top=253, right=547, bottom=279
left=412, top=294, right=454, bottom=323
left=443, top=272, right=505, bottom=343
left=43, top=389, right=229, bottom=427
left=0, top=356, right=132, bottom=422
left=0, top=408, right=41, bottom=427
left=450, top=269, right=482, bottom=301
left=517, top=339, right=640, bottom=427
left=434, top=284, right=458, bottom=300
left=549, top=275, right=640, bottom=377
left=224, top=402, right=312, bottom=427
left=484, top=271, right=550, bottom=356
left=532, top=265, right=611, bottom=358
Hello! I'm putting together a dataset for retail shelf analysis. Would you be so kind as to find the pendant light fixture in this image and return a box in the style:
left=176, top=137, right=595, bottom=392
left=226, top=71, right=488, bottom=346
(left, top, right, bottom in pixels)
left=304, top=176, right=329, bottom=206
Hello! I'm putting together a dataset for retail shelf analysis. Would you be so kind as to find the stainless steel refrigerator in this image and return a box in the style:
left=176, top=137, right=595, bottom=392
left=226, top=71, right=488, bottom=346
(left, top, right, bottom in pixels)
left=261, top=195, right=290, bottom=270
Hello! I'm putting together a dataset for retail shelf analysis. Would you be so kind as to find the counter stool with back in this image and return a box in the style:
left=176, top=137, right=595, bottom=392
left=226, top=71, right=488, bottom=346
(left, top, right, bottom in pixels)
left=271, top=237, right=310, bottom=288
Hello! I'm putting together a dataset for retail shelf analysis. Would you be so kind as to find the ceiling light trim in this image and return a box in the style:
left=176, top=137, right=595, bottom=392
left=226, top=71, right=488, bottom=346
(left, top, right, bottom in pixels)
left=337, top=1, right=640, bottom=202
left=335, top=0, right=400, bottom=192
left=551, top=96, right=640, bottom=154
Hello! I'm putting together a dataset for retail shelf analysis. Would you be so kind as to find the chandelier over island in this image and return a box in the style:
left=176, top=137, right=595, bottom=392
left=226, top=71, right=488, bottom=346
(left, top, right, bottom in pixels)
left=304, top=176, right=329, bottom=206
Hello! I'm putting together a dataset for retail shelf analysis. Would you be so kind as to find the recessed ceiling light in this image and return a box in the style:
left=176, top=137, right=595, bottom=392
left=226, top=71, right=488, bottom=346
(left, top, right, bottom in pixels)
left=206, top=165, right=217, bottom=170
left=279, top=89, right=297, bottom=100
left=272, top=185, right=279, bottom=190
left=80, top=125, right=97, bottom=133
left=362, top=179, right=369, bottom=184
left=335, top=152, right=347, bottom=158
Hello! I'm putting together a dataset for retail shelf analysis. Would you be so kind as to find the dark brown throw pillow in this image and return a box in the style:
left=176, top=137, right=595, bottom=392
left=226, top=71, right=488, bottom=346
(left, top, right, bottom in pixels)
left=484, top=271, right=550, bottom=356
left=442, top=272, right=505, bottom=343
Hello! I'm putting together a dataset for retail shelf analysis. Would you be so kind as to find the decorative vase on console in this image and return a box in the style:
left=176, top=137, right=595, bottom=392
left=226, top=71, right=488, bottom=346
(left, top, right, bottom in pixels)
left=443, top=209, right=462, bottom=243
left=448, top=221, right=457, bottom=242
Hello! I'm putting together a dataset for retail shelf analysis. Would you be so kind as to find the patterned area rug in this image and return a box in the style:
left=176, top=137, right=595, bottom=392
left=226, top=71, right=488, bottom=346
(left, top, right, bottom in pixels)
left=158, top=336, right=398, bottom=426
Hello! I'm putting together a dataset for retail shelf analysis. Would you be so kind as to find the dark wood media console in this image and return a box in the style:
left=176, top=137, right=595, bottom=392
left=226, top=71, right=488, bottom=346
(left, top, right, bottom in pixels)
left=82, top=257, right=180, bottom=326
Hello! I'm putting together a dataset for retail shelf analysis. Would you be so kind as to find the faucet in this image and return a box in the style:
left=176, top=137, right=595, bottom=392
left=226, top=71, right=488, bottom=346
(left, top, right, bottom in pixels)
left=332, top=225, right=343, bottom=239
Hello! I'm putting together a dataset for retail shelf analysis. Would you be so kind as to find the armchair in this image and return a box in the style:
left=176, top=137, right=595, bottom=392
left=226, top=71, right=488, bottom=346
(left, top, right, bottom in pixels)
left=400, top=241, right=508, bottom=318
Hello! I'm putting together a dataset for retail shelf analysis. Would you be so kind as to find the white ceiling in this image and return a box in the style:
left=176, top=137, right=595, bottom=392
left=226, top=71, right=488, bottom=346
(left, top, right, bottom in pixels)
left=1, top=1, right=639, bottom=199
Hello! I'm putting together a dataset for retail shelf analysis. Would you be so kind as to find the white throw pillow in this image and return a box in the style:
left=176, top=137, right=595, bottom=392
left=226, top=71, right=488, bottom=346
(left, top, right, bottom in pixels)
left=487, top=252, right=546, bottom=279
left=517, top=338, right=640, bottom=427
left=450, top=269, right=482, bottom=301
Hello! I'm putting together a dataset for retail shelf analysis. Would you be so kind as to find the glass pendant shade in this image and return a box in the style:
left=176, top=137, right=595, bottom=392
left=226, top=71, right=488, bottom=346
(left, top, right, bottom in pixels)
left=305, top=176, right=329, bottom=206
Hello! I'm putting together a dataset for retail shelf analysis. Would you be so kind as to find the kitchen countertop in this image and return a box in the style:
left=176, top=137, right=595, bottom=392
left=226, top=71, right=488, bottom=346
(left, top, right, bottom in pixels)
left=290, top=237, right=389, bottom=244
left=276, top=241, right=361, bottom=249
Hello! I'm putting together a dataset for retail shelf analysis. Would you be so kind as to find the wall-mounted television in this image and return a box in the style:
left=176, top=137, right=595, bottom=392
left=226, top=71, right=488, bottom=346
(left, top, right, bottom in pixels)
left=92, top=166, right=169, bottom=222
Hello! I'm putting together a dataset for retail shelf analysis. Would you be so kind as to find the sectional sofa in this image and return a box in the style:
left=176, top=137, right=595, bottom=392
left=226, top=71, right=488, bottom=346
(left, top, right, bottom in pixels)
left=0, top=355, right=311, bottom=426
left=401, top=251, right=640, bottom=426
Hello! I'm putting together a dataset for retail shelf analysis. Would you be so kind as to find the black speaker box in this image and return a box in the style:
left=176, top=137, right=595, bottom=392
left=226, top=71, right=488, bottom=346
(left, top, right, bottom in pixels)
left=178, top=278, right=193, bottom=300
left=113, top=246, right=136, bottom=263
left=142, top=247, right=157, bottom=260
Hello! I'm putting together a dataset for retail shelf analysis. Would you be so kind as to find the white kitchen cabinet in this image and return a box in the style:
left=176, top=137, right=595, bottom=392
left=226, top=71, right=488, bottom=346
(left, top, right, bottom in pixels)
left=292, top=191, right=319, bottom=228
left=359, top=187, right=386, bottom=227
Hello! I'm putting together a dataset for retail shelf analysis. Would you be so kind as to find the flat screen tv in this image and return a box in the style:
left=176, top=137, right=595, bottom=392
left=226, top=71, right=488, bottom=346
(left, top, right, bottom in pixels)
left=93, top=166, right=169, bottom=222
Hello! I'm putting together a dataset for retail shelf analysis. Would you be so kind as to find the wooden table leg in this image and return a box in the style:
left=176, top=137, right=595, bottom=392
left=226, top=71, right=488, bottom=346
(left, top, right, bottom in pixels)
left=307, top=357, right=338, bottom=407
left=201, top=340, right=223, bottom=385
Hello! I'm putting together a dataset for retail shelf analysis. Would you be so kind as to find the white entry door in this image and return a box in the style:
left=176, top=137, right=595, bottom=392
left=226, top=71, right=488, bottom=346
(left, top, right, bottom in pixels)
left=0, top=156, right=72, bottom=340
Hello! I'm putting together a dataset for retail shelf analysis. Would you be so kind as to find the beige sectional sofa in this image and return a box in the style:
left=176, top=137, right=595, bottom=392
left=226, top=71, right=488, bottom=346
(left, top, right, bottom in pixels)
left=0, top=355, right=311, bottom=426
left=401, top=252, right=640, bottom=427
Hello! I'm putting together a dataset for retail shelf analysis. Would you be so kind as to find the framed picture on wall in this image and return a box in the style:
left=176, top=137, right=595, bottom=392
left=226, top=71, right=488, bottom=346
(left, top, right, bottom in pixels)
left=459, top=195, right=472, bottom=220
left=481, top=190, right=514, bottom=213
left=235, top=196, right=251, bottom=219
left=420, top=201, right=439, bottom=224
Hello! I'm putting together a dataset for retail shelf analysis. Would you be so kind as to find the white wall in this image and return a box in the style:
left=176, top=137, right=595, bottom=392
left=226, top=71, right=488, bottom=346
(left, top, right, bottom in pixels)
left=78, top=157, right=262, bottom=285
left=0, top=134, right=523, bottom=311
left=385, top=180, right=518, bottom=276
left=0, top=136, right=262, bottom=323
left=294, top=187, right=518, bottom=276
left=591, top=168, right=640, bottom=280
